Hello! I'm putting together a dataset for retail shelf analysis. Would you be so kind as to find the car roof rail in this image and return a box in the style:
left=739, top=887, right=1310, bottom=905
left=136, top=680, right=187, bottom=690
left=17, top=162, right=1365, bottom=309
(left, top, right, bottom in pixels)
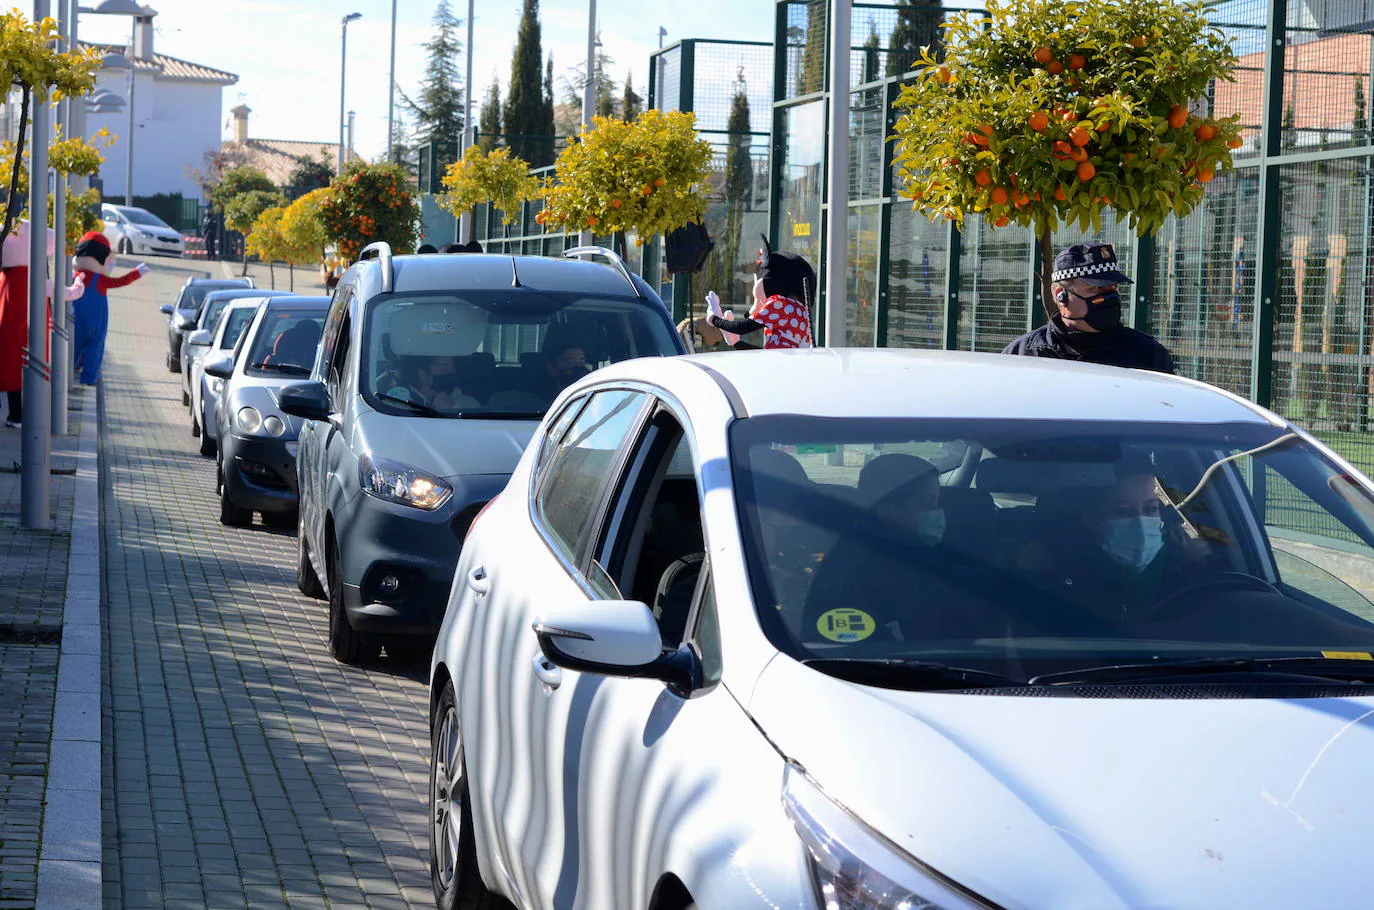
left=563, top=245, right=644, bottom=298
left=358, top=241, right=394, bottom=294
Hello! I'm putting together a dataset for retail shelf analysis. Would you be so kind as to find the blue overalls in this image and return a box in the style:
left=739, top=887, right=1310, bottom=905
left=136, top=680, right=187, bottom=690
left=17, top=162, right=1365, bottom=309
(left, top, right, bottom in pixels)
left=72, top=273, right=108, bottom=385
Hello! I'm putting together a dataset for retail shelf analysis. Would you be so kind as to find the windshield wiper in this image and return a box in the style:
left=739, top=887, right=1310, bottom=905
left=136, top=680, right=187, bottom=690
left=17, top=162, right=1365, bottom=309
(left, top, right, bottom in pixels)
left=252, top=362, right=311, bottom=376
left=454, top=410, right=545, bottom=420
left=376, top=392, right=446, bottom=418
left=802, top=657, right=1023, bottom=691
left=1029, top=656, right=1374, bottom=686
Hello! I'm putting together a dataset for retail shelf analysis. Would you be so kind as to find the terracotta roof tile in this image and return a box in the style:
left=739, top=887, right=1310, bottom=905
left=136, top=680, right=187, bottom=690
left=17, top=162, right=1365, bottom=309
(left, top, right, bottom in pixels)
left=220, top=139, right=341, bottom=187
left=82, top=43, right=237, bottom=85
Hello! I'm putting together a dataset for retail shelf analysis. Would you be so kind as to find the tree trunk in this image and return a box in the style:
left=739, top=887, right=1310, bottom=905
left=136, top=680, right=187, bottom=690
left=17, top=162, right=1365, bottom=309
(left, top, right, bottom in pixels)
left=0, top=88, right=33, bottom=269
left=268, top=261, right=275, bottom=286
left=614, top=230, right=628, bottom=260
left=1038, top=228, right=1055, bottom=322
left=288, top=261, right=294, bottom=292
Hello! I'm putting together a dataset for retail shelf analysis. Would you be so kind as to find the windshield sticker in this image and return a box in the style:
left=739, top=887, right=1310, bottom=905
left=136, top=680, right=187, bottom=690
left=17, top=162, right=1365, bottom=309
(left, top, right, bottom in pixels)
left=817, top=608, right=875, bottom=643
left=422, top=321, right=456, bottom=334
left=1321, top=651, right=1373, bottom=661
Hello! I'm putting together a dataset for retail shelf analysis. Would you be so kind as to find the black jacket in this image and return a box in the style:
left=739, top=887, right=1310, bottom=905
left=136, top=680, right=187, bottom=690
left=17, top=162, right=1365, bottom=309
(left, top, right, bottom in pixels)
left=1003, top=317, right=1175, bottom=373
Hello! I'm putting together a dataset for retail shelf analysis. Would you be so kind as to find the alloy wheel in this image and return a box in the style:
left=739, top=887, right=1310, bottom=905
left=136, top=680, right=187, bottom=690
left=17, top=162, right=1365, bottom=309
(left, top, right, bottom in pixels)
left=431, top=704, right=463, bottom=894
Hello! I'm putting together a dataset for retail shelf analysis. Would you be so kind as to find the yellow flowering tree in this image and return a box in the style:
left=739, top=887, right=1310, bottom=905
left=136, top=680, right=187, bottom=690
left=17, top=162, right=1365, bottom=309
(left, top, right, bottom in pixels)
left=891, top=0, right=1240, bottom=307
left=0, top=127, right=114, bottom=251
left=439, top=145, right=540, bottom=229
left=0, top=8, right=101, bottom=263
left=244, top=204, right=289, bottom=287
left=540, top=110, right=714, bottom=256
left=279, top=187, right=331, bottom=270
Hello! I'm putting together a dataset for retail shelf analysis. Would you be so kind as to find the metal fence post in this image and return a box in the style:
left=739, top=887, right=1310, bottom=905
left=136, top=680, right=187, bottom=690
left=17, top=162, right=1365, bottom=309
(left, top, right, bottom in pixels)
left=942, top=222, right=962, bottom=351
left=1251, top=0, right=1288, bottom=409
left=1132, top=232, right=1157, bottom=335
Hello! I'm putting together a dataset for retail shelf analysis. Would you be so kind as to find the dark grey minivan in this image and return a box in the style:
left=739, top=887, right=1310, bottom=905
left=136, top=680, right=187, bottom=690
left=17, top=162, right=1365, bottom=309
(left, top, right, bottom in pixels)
left=282, top=243, right=685, bottom=663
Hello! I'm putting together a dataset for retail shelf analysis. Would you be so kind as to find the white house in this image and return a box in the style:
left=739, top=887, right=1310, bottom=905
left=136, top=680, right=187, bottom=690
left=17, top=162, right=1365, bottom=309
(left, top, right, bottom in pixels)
left=82, top=7, right=236, bottom=201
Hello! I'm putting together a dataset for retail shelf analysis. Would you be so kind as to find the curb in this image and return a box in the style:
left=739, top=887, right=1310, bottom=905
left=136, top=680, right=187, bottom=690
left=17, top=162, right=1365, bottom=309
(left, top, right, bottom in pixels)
left=34, top=385, right=102, bottom=910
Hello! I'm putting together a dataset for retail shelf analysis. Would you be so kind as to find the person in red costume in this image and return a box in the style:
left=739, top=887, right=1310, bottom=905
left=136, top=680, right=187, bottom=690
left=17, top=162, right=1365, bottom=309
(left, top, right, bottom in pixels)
left=0, top=221, right=85, bottom=428
left=71, top=231, right=147, bottom=386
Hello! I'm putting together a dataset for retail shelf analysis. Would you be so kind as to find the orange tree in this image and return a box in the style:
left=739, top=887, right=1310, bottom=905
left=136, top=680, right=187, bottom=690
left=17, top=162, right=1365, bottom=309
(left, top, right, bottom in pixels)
left=540, top=109, right=713, bottom=257
left=891, top=0, right=1240, bottom=308
left=317, top=161, right=420, bottom=262
left=440, top=145, right=540, bottom=230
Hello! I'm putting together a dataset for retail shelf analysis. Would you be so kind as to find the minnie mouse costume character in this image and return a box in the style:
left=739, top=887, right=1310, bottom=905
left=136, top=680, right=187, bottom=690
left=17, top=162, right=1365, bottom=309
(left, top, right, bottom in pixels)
left=704, top=235, right=816, bottom=350
left=71, top=231, right=147, bottom=385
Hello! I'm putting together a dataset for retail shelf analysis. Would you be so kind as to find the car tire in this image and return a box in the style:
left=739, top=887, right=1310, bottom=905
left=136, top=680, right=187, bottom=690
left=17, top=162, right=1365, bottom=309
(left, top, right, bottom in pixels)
left=263, top=510, right=296, bottom=532
left=218, top=462, right=252, bottom=527
left=296, top=517, right=325, bottom=599
left=430, top=682, right=508, bottom=910
left=181, top=387, right=190, bottom=407
left=166, top=351, right=178, bottom=373
left=326, top=532, right=380, bottom=664
left=118, top=237, right=131, bottom=255
left=198, top=429, right=215, bottom=458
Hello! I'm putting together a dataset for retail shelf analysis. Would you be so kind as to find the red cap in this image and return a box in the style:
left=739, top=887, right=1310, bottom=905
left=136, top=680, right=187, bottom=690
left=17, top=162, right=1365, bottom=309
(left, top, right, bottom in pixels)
left=78, top=231, right=110, bottom=249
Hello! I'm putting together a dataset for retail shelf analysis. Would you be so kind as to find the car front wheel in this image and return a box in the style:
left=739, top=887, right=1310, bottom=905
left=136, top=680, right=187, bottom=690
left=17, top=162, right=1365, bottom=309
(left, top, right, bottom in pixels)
left=218, top=461, right=251, bottom=527
left=326, top=532, right=380, bottom=663
left=296, top=516, right=325, bottom=599
left=430, top=682, right=507, bottom=910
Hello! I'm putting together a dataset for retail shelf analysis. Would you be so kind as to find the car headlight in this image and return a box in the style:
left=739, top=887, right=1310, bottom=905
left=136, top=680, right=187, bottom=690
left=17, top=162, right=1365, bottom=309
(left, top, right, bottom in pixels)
left=783, top=764, right=994, bottom=910
left=236, top=406, right=262, bottom=434
left=262, top=415, right=285, bottom=436
left=358, top=452, right=452, bottom=510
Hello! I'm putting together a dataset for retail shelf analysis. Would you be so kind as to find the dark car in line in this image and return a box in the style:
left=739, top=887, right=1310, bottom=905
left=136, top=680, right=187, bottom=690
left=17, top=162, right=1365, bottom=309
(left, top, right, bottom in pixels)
left=159, top=276, right=254, bottom=372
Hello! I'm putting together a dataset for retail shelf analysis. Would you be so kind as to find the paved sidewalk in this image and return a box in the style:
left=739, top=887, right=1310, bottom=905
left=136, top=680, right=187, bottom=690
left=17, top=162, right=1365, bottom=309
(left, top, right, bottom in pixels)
left=100, top=259, right=433, bottom=909
left=0, top=373, right=91, bottom=910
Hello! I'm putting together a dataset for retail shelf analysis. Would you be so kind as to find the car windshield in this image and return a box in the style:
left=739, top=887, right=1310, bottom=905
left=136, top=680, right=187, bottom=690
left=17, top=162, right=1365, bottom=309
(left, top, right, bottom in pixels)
left=361, top=290, right=678, bottom=419
left=120, top=208, right=170, bottom=228
left=245, top=308, right=324, bottom=377
left=732, top=417, right=1374, bottom=689
left=182, top=282, right=249, bottom=311
left=218, top=307, right=258, bottom=350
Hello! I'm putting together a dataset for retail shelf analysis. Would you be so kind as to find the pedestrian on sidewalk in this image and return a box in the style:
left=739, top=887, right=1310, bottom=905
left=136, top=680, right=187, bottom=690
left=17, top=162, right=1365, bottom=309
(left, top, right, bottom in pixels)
left=704, top=236, right=815, bottom=350
left=1002, top=242, right=1174, bottom=373
left=72, top=232, right=147, bottom=386
left=201, top=209, right=221, bottom=260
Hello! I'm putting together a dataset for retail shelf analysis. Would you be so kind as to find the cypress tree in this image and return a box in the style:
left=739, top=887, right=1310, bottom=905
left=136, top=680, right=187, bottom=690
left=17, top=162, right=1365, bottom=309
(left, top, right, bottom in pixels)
left=887, top=0, right=944, bottom=76
left=504, top=0, right=553, bottom=166
left=478, top=79, right=503, bottom=152
left=413, top=0, right=466, bottom=171
left=622, top=71, right=642, bottom=121
left=796, top=1, right=826, bottom=94
left=862, top=20, right=881, bottom=84
left=544, top=55, right=556, bottom=154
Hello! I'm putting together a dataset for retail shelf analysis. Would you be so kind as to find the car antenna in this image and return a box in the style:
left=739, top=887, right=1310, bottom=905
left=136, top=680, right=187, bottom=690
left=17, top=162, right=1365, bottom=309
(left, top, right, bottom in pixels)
left=510, top=257, right=522, bottom=288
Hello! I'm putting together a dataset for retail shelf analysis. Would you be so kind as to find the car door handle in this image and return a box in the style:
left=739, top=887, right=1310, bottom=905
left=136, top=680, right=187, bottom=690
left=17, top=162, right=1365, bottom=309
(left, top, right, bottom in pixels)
left=467, top=566, right=490, bottom=596
left=532, top=653, right=562, bottom=690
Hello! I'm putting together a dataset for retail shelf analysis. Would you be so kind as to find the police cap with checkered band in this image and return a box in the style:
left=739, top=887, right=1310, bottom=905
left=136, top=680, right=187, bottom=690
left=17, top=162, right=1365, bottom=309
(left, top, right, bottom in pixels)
left=1052, top=242, right=1133, bottom=287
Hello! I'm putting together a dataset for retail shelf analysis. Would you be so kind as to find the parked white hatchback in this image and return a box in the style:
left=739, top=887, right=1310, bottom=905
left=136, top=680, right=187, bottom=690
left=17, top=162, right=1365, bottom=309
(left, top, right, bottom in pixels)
left=429, top=348, right=1374, bottom=910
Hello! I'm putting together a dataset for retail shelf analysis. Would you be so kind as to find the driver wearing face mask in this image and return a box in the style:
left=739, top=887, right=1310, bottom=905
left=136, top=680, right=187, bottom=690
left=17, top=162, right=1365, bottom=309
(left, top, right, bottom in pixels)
left=545, top=342, right=593, bottom=395
left=1002, top=242, right=1174, bottom=373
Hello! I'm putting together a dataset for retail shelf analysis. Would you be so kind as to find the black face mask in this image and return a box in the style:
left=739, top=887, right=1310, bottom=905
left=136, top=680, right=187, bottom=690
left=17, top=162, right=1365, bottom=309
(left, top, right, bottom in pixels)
left=558, top=365, right=591, bottom=383
left=1064, top=288, right=1122, bottom=331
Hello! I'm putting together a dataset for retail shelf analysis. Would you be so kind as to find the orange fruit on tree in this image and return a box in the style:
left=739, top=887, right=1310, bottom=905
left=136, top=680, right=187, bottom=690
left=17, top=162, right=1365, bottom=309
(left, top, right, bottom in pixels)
left=1195, top=123, right=1217, bottom=141
left=1014, top=191, right=1030, bottom=208
left=1068, top=53, right=1086, bottom=70
left=1168, top=104, right=1188, bottom=129
left=1076, top=160, right=1096, bottom=182
left=1227, top=137, right=1244, bottom=149
left=1028, top=110, right=1049, bottom=132
left=993, top=215, right=1010, bottom=227
left=1069, top=126, right=1091, bottom=147
left=610, top=198, right=623, bottom=209
left=1198, top=168, right=1215, bottom=183
left=1069, top=145, right=1089, bottom=162
left=1033, top=47, right=1053, bottom=64
left=1054, top=184, right=1068, bottom=201
left=1047, top=60, right=1064, bottom=75
left=1097, top=120, right=1111, bottom=133
left=1053, top=140, right=1073, bottom=159
left=1130, top=35, right=1147, bottom=48
left=975, top=169, right=993, bottom=187
left=936, top=66, right=953, bottom=84
left=654, top=177, right=666, bottom=187
left=990, top=186, right=1009, bottom=205
left=641, top=185, right=653, bottom=195
left=587, top=216, right=599, bottom=227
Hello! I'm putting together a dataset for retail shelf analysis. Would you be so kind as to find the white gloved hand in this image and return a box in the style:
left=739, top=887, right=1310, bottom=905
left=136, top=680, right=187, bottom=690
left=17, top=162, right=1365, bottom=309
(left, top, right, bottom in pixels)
left=66, top=272, right=86, bottom=301
left=705, top=290, right=723, bottom=319
left=135, top=262, right=149, bottom=275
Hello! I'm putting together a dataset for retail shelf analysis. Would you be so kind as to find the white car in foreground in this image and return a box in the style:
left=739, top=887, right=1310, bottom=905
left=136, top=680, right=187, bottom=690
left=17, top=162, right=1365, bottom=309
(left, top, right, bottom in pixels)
left=430, top=348, right=1374, bottom=910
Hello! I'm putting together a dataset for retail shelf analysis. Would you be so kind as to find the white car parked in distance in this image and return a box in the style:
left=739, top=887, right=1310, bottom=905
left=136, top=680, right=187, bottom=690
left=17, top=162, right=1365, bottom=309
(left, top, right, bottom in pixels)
left=101, top=203, right=185, bottom=256
left=430, top=347, right=1374, bottom=910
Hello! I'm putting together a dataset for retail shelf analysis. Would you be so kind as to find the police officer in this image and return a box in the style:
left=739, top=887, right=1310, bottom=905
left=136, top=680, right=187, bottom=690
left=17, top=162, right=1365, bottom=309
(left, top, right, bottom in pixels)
left=1003, top=242, right=1174, bottom=373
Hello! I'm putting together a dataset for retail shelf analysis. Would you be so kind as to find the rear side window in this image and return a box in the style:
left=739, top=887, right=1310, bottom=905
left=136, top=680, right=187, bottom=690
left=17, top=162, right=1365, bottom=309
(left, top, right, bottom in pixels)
left=535, top=390, right=648, bottom=562
left=219, top=307, right=257, bottom=349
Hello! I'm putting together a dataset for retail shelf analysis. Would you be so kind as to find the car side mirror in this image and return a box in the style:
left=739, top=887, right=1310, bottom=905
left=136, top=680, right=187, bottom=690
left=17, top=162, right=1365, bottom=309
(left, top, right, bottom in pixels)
left=177, top=315, right=197, bottom=330
left=188, top=329, right=212, bottom=346
left=533, top=600, right=702, bottom=696
left=203, top=352, right=234, bottom=380
left=159, top=304, right=173, bottom=315
left=278, top=381, right=332, bottom=422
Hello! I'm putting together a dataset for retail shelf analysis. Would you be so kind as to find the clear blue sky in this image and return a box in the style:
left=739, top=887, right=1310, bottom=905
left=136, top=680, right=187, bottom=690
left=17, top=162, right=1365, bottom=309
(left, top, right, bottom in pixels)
left=77, top=0, right=775, bottom=161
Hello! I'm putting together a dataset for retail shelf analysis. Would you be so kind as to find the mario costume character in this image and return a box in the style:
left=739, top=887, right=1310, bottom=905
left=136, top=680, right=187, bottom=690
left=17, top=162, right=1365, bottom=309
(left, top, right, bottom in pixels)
left=0, top=221, right=84, bottom=427
left=704, top=235, right=816, bottom=350
left=72, top=231, right=147, bottom=386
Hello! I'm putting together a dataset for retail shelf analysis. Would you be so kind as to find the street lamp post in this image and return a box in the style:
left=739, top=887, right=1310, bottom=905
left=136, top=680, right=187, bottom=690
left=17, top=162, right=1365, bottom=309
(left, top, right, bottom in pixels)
left=122, top=12, right=136, bottom=205
left=579, top=0, right=596, bottom=246
left=23, top=0, right=54, bottom=529
left=459, top=0, right=474, bottom=242
left=387, top=0, right=397, bottom=162
left=338, top=12, right=362, bottom=174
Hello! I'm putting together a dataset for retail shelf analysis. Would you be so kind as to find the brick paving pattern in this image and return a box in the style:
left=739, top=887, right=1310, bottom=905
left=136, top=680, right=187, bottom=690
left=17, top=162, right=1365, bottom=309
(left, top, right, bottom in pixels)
left=0, top=357, right=89, bottom=910
left=100, top=259, right=434, bottom=910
